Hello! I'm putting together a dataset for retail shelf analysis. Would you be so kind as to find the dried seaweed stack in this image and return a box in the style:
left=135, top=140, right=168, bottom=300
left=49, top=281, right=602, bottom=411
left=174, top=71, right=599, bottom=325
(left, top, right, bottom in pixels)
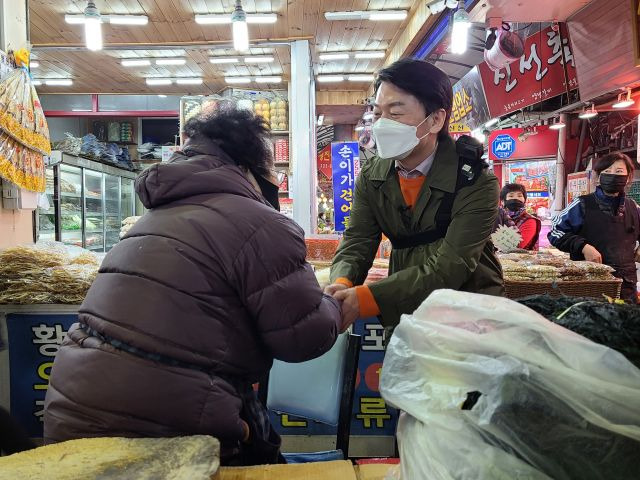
left=0, top=243, right=99, bottom=305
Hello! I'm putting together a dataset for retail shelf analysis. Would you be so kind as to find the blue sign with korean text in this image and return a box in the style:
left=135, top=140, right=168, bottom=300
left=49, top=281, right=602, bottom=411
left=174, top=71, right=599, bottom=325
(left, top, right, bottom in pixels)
left=6, top=313, right=76, bottom=437
left=270, top=316, right=398, bottom=437
left=491, top=133, right=516, bottom=159
left=331, top=142, right=359, bottom=232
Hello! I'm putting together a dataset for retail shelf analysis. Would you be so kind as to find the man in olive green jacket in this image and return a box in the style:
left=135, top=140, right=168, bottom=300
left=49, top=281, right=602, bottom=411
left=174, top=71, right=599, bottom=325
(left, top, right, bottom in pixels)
left=326, top=59, right=503, bottom=332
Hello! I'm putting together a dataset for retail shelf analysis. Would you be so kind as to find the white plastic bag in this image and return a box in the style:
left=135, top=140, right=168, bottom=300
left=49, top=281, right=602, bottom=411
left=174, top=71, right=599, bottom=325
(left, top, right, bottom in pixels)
left=380, top=290, right=640, bottom=480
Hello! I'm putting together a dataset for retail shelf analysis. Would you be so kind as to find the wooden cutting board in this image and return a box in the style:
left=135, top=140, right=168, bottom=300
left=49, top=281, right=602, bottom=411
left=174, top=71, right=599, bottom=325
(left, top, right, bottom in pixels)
left=213, top=460, right=357, bottom=480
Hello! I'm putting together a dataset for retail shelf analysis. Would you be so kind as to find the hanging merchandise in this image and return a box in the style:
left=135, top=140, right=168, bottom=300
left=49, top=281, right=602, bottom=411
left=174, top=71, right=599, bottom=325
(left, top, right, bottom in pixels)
left=120, top=122, right=133, bottom=143
left=0, top=49, right=51, bottom=192
left=107, top=121, right=120, bottom=143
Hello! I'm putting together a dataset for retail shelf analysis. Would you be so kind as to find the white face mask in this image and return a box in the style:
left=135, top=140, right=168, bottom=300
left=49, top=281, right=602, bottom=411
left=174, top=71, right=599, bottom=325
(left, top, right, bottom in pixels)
left=372, top=115, right=431, bottom=161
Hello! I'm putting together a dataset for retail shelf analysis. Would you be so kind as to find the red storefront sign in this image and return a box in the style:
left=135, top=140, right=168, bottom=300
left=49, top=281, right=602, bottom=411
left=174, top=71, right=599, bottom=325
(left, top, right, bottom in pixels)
left=478, top=25, right=579, bottom=118
left=317, top=144, right=332, bottom=179
left=488, top=125, right=559, bottom=161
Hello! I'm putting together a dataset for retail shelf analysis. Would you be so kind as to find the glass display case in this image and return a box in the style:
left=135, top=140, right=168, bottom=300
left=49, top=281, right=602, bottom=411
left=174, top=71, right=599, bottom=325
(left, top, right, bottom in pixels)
left=38, top=155, right=137, bottom=252
left=38, top=168, right=56, bottom=242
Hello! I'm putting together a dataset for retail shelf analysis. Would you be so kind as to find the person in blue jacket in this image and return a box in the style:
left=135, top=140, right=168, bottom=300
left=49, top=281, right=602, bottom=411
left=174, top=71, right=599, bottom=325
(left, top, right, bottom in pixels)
left=548, top=152, right=640, bottom=303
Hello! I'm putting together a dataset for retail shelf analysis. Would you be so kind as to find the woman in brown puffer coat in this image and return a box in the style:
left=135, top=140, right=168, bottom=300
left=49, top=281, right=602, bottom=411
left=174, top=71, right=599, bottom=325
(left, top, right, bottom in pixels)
left=44, top=105, right=342, bottom=465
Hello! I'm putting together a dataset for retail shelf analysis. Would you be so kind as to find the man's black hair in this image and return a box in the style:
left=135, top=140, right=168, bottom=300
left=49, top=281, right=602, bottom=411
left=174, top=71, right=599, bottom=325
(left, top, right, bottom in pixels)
left=183, top=104, right=272, bottom=178
left=500, top=183, right=527, bottom=202
left=374, top=58, right=453, bottom=141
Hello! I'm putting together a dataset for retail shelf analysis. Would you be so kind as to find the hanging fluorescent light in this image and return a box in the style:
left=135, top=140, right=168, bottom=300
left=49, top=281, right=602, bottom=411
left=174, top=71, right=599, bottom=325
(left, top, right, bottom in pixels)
left=549, top=117, right=566, bottom=130
left=176, top=78, right=203, bottom=85
left=84, top=1, right=103, bottom=51
left=32, top=80, right=43, bottom=86
left=210, top=57, right=240, bottom=64
left=451, top=1, right=470, bottom=55
left=255, top=76, right=282, bottom=83
left=348, top=74, right=375, bottom=82
left=231, top=1, right=249, bottom=52
left=108, top=15, right=148, bottom=25
left=354, top=51, right=386, bottom=59
left=579, top=104, right=598, bottom=119
left=146, top=78, right=173, bottom=85
left=158, top=94, right=167, bottom=98
left=66, top=14, right=148, bottom=24
left=225, top=77, right=251, bottom=84
left=156, top=58, right=187, bottom=65
left=317, top=75, right=344, bottom=83
left=324, top=10, right=407, bottom=21
left=244, top=56, right=274, bottom=63
left=319, top=53, right=350, bottom=61
left=485, top=118, right=499, bottom=128
left=30, top=61, right=39, bottom=68
left=612, top=88, right=635, bottom=109
left=45, top=79, right=73, bottom=86
left=195, top=13, right=277, bottom=24
left=121, top=59, right=151, bottom=67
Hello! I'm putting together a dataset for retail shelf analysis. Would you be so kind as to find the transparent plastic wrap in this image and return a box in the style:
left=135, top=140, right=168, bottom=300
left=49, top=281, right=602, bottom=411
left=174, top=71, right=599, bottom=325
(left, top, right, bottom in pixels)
left=380, top=290, right=640, bottom=480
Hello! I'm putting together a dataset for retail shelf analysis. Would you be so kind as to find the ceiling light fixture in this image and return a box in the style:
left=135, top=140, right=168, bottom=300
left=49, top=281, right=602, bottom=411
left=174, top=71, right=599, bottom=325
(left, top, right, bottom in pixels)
left=32, top=80, right=43, bottom=86
left=354, top=51, right=386, bottom=59
left=176, top=78, right=203, bottom=85
left=210, top=57, right=240, bottom=64
left=324, top=10, right=407, bottom=21
left=108, top=15, right=148, bottom=25
left=244, top=56, right=274, bottom=63
left=355, top=125, right=365, bottom=132
left=146, top=78, right=173, bottom=85
left=231, top=1, right=250, bottom=52
left=195, top=13, right=277, bottom=24
left=549, top=117, right=566, bottom=130
left=451, top=1, right=470, bottom=55
left=158, top=94, right=167, bottom=98
left=83, top=1, right=103, bottom=51
left=45, top=79, right=73, bottom=86
left=319, top=53, right=350, bottom=61
left=156, top=58, right=187, bottom=65
left=317, top=75, right=345, bottom=83
left=121, top=59, right=151, bottom=67
left=348, top=74, right=375, bottom=82
left=30, top=61, right=39, bottom=68
left=579, top=104, right=598, bottom=119
left=485, top=118, right=499, bottom=128
left=225, top=77, right=251, bottom=84
left=255, top=76, right=282, bottom=83
left=612, top=88, right=635, bottom=109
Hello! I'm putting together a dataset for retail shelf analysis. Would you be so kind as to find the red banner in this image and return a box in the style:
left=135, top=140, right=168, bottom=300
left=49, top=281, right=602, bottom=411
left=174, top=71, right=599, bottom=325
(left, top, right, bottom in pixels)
left=478, top=25, right=578, bottom=118
left=488, top=125, right=559, bottom=162
left=317, top=144, right=332, bottom=179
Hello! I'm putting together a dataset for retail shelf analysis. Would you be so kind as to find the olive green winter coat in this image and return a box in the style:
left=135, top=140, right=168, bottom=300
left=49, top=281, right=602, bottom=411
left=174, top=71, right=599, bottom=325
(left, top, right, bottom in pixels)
left=330, top=136, right=504, bottom=328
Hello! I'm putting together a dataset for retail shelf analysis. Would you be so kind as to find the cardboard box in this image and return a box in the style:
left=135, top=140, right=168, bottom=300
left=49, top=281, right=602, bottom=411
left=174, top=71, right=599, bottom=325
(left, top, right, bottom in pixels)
left=213, top=460, right=357, bottom=480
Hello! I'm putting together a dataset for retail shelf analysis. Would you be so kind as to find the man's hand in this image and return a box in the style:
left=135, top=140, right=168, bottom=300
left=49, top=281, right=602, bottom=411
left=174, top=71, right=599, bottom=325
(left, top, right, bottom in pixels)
left=333, top=288, right=360, bottom=333
left=582, top=244, right=603, bottom=263
left=324, top=283, right=348, bottom=296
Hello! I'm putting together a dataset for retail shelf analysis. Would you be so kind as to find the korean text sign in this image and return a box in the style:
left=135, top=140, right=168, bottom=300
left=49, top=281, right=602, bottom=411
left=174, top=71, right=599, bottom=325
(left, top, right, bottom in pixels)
left=478, top=24, right=578, bottom=117
left=6, top=313, right=77, bottom=436
left=331, top=142, right=360, bottom=232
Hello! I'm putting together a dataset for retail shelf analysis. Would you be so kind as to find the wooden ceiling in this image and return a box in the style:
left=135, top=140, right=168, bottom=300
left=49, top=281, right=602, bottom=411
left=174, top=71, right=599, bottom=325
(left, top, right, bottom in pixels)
left=29, top=0, right=420, bottom=95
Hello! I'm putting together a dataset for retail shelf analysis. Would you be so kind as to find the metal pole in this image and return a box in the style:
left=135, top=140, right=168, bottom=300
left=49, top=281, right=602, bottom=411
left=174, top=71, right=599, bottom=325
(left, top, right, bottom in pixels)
left=551, top=113, right=568, bottom=216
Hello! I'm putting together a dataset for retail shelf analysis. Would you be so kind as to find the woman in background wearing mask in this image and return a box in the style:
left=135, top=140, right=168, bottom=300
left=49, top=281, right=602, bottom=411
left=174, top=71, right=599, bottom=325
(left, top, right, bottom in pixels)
left=495, top=183, right=542, bottom=250
left=325, top=58, right=503, bottom=333
left=44, top=105, right=342, bottom=465
left=549, top=152, right=640, bottom=303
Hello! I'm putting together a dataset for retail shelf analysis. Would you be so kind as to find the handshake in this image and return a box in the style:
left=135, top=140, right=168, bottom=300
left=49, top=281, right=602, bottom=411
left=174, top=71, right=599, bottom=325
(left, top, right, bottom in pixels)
left=324, top=283, right=360, bottom=333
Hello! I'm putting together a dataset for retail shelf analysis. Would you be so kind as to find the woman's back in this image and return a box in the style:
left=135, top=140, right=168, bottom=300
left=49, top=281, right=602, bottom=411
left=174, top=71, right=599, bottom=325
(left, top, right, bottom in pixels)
left=44, top=134, right=341, bottom=463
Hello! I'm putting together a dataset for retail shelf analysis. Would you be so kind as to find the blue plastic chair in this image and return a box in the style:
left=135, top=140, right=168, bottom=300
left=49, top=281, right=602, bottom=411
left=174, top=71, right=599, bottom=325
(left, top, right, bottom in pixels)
left=260, top=332, right=361, bottom=461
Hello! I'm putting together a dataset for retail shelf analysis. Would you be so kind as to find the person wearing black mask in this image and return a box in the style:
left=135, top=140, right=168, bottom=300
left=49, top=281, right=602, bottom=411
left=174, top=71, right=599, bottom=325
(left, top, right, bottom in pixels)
left=549, top=152, right=640, bottom=303
left=494, top=183, right=541, bottom=250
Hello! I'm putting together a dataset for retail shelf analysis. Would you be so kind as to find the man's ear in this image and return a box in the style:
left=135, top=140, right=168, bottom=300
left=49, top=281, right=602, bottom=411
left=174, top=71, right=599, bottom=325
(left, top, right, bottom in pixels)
left=429, top=108, right=447, bottom=135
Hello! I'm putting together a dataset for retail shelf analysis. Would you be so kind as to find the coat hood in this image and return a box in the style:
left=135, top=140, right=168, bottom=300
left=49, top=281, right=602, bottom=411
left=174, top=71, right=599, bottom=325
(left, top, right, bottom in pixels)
left=135, top=135, right=265, bottom=209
